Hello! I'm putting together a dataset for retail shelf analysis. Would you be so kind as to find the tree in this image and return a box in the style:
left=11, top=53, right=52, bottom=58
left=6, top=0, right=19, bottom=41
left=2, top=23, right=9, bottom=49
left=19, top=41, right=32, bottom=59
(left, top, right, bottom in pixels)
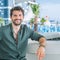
left=40, top=18, right=46, bottom=25
left=30, top=18, right=34, bottom=24
left=30, top=3, right=40, bottom=31
left=30, top=4, right=40, bottom=17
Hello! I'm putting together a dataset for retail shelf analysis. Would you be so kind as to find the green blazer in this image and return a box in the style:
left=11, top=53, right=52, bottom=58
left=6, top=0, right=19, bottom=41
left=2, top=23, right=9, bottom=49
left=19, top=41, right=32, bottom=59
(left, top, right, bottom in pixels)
left=0, top=24, right=44, bottom=60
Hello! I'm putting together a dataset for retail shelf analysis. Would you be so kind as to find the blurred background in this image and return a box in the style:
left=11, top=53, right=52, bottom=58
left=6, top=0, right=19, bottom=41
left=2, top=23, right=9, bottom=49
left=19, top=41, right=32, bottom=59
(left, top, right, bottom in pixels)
left=0, top=0, right=60, bottom=40
left=0, top=0, right=60, bottom=33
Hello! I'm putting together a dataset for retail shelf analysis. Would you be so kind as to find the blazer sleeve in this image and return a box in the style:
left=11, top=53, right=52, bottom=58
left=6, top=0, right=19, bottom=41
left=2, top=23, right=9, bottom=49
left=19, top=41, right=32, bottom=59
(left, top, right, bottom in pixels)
left=29, top=28, right=45, bottom=41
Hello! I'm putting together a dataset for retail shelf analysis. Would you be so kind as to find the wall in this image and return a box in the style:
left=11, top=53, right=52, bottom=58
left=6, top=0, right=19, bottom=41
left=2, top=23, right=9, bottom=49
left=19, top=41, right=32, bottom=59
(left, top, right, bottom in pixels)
left=26, top=40, right=60, bottom=60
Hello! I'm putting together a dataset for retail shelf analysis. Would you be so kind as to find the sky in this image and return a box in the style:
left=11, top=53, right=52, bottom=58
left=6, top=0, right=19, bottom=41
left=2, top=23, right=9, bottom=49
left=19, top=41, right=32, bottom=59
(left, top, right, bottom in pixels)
left=36, top=0, right=60, bottom=4
left=36, top=0, right=60, bottom=22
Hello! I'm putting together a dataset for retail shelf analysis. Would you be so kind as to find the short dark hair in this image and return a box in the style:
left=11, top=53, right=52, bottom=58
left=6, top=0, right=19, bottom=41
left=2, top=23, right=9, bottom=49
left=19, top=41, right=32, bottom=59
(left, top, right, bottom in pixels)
left=10, top=6, right=24, bottom=17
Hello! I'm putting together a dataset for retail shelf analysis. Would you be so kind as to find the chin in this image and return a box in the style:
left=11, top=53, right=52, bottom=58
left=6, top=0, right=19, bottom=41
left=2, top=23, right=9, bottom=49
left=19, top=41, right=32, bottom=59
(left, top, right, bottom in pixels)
left=14, top=23, right=20, bottom=26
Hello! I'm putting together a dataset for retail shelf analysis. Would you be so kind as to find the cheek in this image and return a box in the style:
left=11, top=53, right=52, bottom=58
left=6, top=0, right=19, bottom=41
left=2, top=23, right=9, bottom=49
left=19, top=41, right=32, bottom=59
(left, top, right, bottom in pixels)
left=10, top=16, right=15, bottom=20
left=21, top=16, right=24, bottom=20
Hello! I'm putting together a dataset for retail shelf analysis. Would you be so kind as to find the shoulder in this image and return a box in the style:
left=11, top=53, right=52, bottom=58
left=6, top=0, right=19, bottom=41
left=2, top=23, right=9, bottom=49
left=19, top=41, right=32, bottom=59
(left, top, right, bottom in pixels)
left=21, top=24, right=33, bottom=32
left=0, top=24, right=10, bottom=31
left=21, top=24, right=28, bottom=29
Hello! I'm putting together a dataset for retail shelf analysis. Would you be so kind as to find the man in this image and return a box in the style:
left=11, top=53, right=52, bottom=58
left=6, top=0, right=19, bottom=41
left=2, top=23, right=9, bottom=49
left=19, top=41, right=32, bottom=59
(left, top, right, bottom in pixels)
left=0, top=6, right=46, bottom=60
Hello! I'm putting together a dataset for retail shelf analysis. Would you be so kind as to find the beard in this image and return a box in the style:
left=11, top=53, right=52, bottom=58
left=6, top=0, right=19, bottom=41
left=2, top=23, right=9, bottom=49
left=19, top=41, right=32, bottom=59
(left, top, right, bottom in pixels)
left=12, top=19, right=22, bottom=26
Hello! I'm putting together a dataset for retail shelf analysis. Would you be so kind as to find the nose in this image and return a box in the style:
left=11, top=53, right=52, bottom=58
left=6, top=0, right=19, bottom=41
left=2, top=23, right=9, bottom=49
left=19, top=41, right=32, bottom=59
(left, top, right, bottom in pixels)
left=16, top=15, right=21, bottom=19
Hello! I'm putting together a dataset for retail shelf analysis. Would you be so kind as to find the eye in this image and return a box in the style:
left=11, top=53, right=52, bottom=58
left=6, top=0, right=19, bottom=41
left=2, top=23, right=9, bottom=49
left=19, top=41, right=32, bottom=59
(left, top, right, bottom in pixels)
left=13, top=15, right=17, bottom=17
left=19, top=14, right=21, bottom=16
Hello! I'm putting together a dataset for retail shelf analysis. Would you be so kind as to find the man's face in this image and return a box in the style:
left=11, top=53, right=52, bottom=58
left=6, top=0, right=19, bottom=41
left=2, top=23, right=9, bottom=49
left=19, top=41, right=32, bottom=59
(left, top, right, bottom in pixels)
left=10, top=10, right=24, bottom=26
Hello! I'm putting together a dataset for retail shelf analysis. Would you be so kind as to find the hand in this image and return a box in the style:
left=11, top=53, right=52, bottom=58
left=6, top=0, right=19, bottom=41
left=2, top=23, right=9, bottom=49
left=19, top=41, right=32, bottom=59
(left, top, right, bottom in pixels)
left=36, top=46, right=45, bottom=60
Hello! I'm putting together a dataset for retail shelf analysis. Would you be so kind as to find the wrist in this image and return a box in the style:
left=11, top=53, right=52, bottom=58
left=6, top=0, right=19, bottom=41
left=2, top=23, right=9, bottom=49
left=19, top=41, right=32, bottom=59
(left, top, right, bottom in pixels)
left=39, top=45, right=45, bottom=48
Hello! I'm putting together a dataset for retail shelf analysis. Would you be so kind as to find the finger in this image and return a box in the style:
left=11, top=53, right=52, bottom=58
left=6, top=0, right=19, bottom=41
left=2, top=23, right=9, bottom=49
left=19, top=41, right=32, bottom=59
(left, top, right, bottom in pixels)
left=39, top=57, right=43, bottom=60
left=40, top=52, right=45, bottom=57
left=38, top=53, right=43, bottom=60
left=37, top=51, right=42, bottom=60
left=36, top=50, right=40, bottom=56
left=37, top=51, right=44, bottom=57
left=38, top=52, right=45, bottom=60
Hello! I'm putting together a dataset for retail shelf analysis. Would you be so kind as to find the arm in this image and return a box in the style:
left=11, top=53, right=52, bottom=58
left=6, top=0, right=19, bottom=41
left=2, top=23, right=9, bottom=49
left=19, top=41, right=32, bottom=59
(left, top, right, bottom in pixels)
left=36, top=37, right=46, bottom=60
left=28, top=27, right=46, bottom=60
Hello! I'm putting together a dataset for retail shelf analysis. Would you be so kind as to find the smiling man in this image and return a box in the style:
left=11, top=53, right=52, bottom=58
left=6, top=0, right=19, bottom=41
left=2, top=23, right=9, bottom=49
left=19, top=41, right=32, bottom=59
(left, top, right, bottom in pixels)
left=0, top=6, right=46, bottom=60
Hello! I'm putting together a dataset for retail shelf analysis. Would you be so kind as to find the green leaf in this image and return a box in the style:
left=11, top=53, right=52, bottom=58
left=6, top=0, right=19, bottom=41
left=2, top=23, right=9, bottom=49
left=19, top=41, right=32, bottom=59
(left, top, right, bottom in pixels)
left=30, top=4, right=40, bottom=16
left=40, top=18, right=46, bottom=25
left=30, top=18, right=34, bottom=24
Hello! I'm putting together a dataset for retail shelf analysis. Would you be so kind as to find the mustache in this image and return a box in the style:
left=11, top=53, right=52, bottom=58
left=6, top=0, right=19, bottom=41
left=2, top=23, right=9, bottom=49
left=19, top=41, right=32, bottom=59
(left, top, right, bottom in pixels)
left=14, top=19, right=22, bottom=21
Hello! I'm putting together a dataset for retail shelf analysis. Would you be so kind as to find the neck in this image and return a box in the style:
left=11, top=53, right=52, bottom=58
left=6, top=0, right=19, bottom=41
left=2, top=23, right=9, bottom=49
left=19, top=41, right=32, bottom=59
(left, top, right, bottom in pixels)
left=12, top=23, right=21, bottom=33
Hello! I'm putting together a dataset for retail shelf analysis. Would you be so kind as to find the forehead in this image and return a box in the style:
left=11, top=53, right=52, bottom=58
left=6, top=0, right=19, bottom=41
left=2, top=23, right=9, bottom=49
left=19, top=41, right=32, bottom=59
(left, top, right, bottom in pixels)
left=12, top=10, right=23, bottom=15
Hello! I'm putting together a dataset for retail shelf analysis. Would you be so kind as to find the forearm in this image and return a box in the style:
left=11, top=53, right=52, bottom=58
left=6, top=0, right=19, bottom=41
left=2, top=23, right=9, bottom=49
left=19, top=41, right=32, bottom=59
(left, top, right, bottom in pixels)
left=39, top=37, right=46, bottom=47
